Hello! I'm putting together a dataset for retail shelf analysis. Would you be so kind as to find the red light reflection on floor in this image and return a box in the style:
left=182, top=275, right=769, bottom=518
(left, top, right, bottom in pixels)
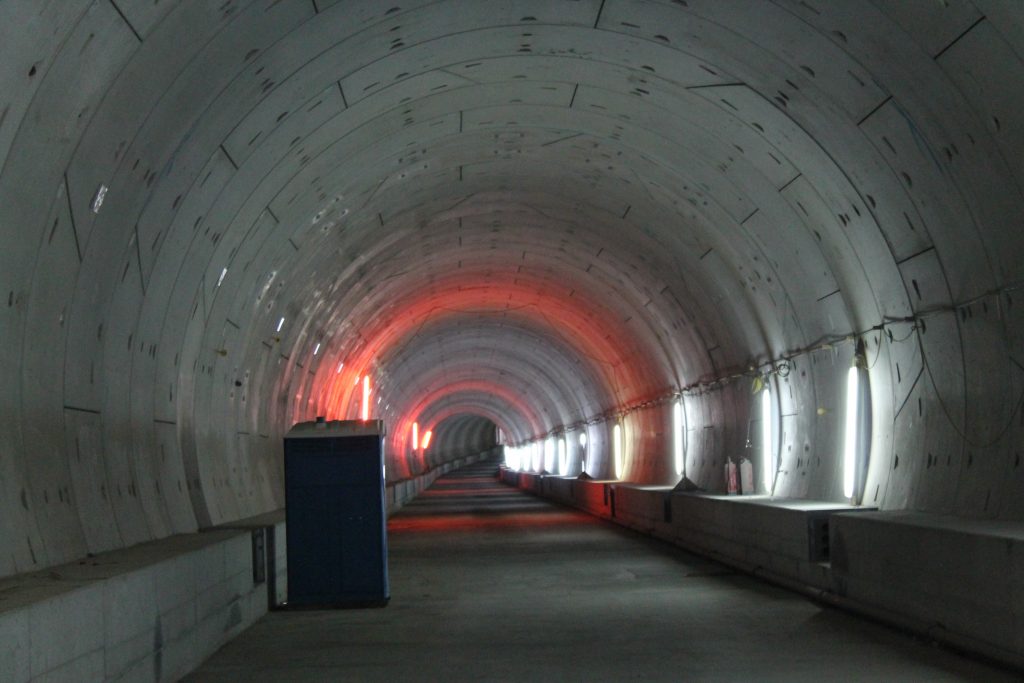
left=419, top=487, right=519, bottom=496
left=388, top=471, right=600, bottom=533
left=388, top=511, right=596, bottom=533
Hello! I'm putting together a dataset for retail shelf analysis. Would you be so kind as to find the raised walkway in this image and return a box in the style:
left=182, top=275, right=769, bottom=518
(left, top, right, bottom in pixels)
left=187, top=461, right=1015, bottom=681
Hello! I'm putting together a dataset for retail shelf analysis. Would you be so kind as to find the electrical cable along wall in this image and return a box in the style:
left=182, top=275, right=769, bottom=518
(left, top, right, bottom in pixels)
left=0, top=1, right=1022, bottom=586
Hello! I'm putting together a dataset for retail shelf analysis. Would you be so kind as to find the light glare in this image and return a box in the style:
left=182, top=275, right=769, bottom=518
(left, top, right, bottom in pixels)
left=762, top=389, right=774, bottom=493
left=613, top=424, right=623, bottom=479
left=276, top=317, right=285, bottom=332
left=421, top=430, right=433, bottom=450
left=844, top=366, right=859, bottom=499
left=361, top=376, right=370, bottom=421
left=673, top=400, right=685, bottom=476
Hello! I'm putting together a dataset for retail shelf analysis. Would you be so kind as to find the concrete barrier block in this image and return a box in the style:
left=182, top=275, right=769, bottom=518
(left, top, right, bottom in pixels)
left=159, top=599, right=196, bottom=645
left=767, top=554, right=801, bottom=580
left=545, top=478, right=575, bottom=503
left=194, top=543, right=226, bottom=592
left=158, top=628, right=198, bottom=682
left=652, top=520, right=674, bottom=542
left=751, top=506, right=795, bottom=538
left=744, top=547, right=772, bottom=569
left=1012, top=543, right=1024, bottom=651
left=615, top=488, right=653, bottom=524
left=224, top=534, right=252, bottom=579
left=104, top=626, right=155, bottom=681
left=196, top=576, right=239, bottom=623
left=34, top=650, right=104, bottom=683
left=110, top=652, right=155, bottom=683
left=774, top=536, right=807, bottom=561
left=796, top=559, right=831, bottom=590
left=944, top=602, right=1016, bottom=652
left=28, top=584, right=104, bottom=678
left=192, top=610, right=227, bottom=664
left=154, top=552, right=197, bottom=614
left=247, top=584, right=268, bottom=623
left=103, top=567, right=158, bottom=650
left=194, top=595, right=247, bottom=661
left=274, top=571, right=288, bottom=606
left=0, top=610, right=30, bottom=683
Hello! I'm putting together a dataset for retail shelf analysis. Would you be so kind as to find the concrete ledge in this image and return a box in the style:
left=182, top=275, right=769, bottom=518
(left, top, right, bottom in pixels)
left=0, top=529, right=267, bottom=683
left=503, top=467, right=1024, bottom=671
left=207, top=512, right=288, bottom=611
left=500, top=471, right=871, bottom=585
left=0, top=454, right=495, bottom=682
left=515, top=473, right=616, bottom=520
left=830, top=511, right=1024, bottom=665
left=668, top=493, right=871, bottom=590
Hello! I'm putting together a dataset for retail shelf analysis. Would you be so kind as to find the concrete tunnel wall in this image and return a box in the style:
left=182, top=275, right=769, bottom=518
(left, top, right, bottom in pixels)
left=1, top=0, right=1024, bottom=584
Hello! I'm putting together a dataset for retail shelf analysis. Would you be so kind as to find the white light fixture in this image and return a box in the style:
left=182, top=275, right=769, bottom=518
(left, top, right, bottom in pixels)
left=579, top=432, right=587, bottom=448
left=217, top=267, right=228, bottom=288
left=613, top=423, right=623, bottom=479
left=762, top=388, right=774, bottom=493
left=558, top=438, right=567, bottom=474
left=336, top=361, right=344, bottom=374
left=276, top=317, right=285, bottom=332
left=844, top=366, right=859, bottom=499
left=673, top=400, right=685, bottom=476
left=544, top=438, right=555, bottom=472
left=313, top=342, right=321, bottom=355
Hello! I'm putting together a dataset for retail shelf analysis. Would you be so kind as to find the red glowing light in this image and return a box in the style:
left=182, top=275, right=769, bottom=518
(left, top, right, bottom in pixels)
left=361, top=375, right=370, bottom=421
left=305, top=263, right=669, bottom=459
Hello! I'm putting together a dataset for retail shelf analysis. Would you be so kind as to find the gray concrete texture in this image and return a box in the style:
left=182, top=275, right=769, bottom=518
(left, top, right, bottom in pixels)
left=2, top=0, right=1024, bottom=675
left=188, top=462, right=1017, bottom=681
left=0, top=453, right=495, bottom=682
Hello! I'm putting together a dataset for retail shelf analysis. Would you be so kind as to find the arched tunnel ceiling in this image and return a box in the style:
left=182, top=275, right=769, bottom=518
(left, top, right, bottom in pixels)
left=3, top=0, right=1024, bottom=574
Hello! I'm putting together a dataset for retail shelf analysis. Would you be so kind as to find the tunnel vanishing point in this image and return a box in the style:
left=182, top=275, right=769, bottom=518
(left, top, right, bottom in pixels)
left=2, top=1, right=1024, bottom=680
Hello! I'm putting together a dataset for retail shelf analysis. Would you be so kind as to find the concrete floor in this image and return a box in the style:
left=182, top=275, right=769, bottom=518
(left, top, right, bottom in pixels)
left=187, top=462, right=1017, bottom=682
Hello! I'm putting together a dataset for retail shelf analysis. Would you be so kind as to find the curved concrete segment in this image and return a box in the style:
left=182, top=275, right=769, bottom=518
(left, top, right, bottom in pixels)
left=1, top=0, right=1024, bottom=673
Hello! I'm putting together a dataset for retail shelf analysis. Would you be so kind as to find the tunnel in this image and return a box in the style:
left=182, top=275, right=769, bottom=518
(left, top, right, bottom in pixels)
left=1, top=0, right=1023, bottom=680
